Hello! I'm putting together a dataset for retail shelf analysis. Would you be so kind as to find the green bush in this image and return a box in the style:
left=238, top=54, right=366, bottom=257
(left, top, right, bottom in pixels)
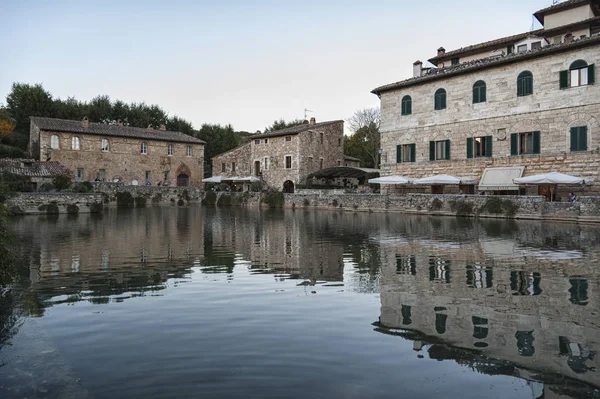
left=52, top=174, right=72, bottom=191
left=177, top=199, right=185, bottom=206
left=202, top=190, right=217, bottom=206
left=67, top=204, right=79, bottom=214
left=72, top=181, right=93, bottom=193
left=0, top=144, right=26, bottom=159
left=0, top=171, right=34, bottom=201
left=303, top=198, right=310, bottom=207
left=480, top=197, right=519, bottom=217
left=38, top=182, right=55, bottom=192
left=134, top=196, right=147, bottom=207
left=428, top=198, right=443, bottom=211
left=151, top=193, right=162, bottom=204
left=449, top=199, right=475, bottom=216
left=261, top=190, right=284, bottom=208
left=331, top=199, right=338, bottom=207
left=116, top=192, right=134, bottom=207
left=89, top=202, right=103, bottom=214
left=38, top=203, right=59, bottom=214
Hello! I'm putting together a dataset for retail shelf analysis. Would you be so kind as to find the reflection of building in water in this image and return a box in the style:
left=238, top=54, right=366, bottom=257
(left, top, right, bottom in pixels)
left=377, top=217, right=600, bottom=394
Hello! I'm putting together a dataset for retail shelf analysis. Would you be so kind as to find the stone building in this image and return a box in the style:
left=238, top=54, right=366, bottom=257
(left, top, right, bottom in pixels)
left=211, top=118, right=344, bottom=192
left=29, top=117, right=205, bottom=187
left=372, top=0, right=600, bottom=195
left=0, top=157, right=71, bottom=190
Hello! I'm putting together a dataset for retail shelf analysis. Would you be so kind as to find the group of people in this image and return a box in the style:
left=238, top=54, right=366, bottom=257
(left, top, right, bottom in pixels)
left=568, top=192, right=580, bottom=202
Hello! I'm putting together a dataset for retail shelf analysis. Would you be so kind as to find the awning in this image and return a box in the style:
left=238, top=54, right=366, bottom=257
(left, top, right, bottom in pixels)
left=478, top=167, right=524, bottom=191
left=202, top=176, right=223, bottom=183
left=513, top=171, right=587, bottom=185
left=368, top=175, right=413, bottom=185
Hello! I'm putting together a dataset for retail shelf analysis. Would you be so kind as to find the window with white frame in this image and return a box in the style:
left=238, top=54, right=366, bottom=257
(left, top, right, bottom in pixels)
left=186, top=145, right=192, bottom=157
left=517, top=44, right=527, bottom=53
left=101, top=138, right=110, bottom=152
left=72, top=136, right=81, bottom=150
left=51, top=135, right=60, bottom=149
left=570, top=60, right=589, bottom=87
left=141, top=142, right=148, bottom=154
left=167, top=143, right=174, bottom=156
left=264, top=157, right=269, bottom=170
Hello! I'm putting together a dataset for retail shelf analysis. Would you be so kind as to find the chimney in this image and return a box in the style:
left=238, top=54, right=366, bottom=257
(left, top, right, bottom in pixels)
left=159, top=124, right=166, bottom=131
left=413, top=60, right=423, bottom=78
left=564, top=33, right=573, bottom=44
left=309, top=117, right=316, bottom=125
left=437, top=47, right=446, bottom=57
left=82, top=116, right=89, bottom=129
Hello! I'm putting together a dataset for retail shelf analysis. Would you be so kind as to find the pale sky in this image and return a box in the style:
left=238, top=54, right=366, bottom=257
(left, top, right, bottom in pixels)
left=1, top=0, right=551, bottom=132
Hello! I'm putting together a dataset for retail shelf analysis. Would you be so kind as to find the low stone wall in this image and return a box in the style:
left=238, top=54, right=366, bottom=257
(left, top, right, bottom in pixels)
left=5, top=193, right=104, bottom=215
left=91, top=182, right=203, bottom=205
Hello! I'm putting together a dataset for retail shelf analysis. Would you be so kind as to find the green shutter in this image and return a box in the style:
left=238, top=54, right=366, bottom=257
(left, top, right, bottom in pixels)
left=510, top=133, right=518, bottom=156
left=429, top=141, right=435, bottom=161
left=481, top=86, right=486, bottom=102
left=533, top=131, right=541, bottom=154
left=466, top=138, right=473, bottom=159
left=442, top=94, right=446, bottom=109
left=445, top=139, right=451, bottom=160
left=560, top=70, right=568, bottom=89
left=473, top=86, right=478, bottom=103
left=582, top=126, right=588, bottom=151
left=570, top=127, right=577, bottom=152
left=527, top=75, right=533, bottom=95
left=507, top=45, right=513, bottom=54
left=517, top=78, right=523, bottom=97
left=485, top=135, right=493, bottom=157
left=588, top=64, right=595, bottom=85
left=396, top=144, right=402, bottom=163
left=410, top=143, right=416, bottom=162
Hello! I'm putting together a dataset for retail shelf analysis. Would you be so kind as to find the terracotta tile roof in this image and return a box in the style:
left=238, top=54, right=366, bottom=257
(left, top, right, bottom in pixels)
left=372, top=35, right=600, bottom=95
left=0, top=158, right=71, bottom=177
left=534, top=0, right=598, bottom=24
left=30, top=117, right=205, bottom=144
left=250, top=120, right=344, bottom=140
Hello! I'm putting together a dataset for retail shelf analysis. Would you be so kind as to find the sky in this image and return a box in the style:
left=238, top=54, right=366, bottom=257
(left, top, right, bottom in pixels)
left=1, top=0, right=553, bottom=133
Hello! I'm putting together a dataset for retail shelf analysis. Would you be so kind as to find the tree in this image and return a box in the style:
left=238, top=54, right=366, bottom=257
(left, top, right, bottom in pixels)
left=264, top=118, right=304, bottom=132
left=344, top=107, right=380, bottom=168
left=196, top=123, right=242, bottom=176
left=6, top=83, right=54, bottom=131
left=0, top=108, right=15, bottom=136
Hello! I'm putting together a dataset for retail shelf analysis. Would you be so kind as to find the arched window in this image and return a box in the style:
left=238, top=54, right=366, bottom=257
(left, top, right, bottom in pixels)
left=569, top=59, right=589, bottom=87
left=473, top=80, right=486, bottom=103
left=50, top=135, right=60, bottom=149
left=434, top=88, right=446, bottom=110
left=186, top=145, right=192, bottom=157
left=141, top=142, right=148, bottom=155
left=167, top=143, right=174, bottom=156
left=101, top=138, right=110, bottom=152
left=401, top=95, right=412, bottom=116
left=517, top=71, right=533, bottom=96
left=72, top=136, right=81, bottom=150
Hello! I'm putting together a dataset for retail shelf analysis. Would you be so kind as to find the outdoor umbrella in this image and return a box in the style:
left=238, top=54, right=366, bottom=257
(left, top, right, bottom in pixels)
left=513, top=171, right=586, bottom=185
left=413, top=174, right=475, bottom=185
left=368, top=175, right=413, bottom=185
left=202, top=176, right=223, bottom=183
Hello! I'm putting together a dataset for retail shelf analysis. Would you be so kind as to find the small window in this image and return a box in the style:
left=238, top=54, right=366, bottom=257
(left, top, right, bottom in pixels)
left=473, top=80, right=486, bottom=104
left=569, top=60, right=591, bottom=87
left=531, top=41, right=542, bottom=50
left=429, top=140, right=450, bottom=161
left=506, top=45, right=513, bottom=54
left=553, top=36, right=562, bottom=44
left=221, top=163, right=226, bottom=172
left=319, top=133, right=324, bottom=144
left=338, top=138, right=341, bottom=146
left=255, top=139, right=260, bottom=144
left=76, top=168, right=84, bottom=181
left=51, top=135, right=60, bottom=149
left=141, top=142, right=148, bottom=155
left=99, top=169, right=105, bottom=181
left=517, top=44, right=527, bottom=53
left=401, top=95, right=412, bottom=116
left=167, top=143, right=173, bottom=156
left=396, top=144, right=416, bottom=163
left=186, top=145, right=192, bottom=157
left=145, top=171, right=151, bottom=182
left=264, top=138, right=268, bottom=144
left=570, top=126, right=588, bottom=152
left=101, top=138, right=110, bottom=152
left=232, top=162, right=236, bottom=172
left=517, top=71, right=533, bottom=97
left=72, top=136, right=81, bottom=150
left=264, top=157, right=269, bottom=170
left=285, top=136, right=292, bottom=142
left=319, top=158, right=324, bottom=169
left=434, top=88, right=447, bottom=110
left=285, top=156, right=292, bottom=169
left=511, top=132, right=540, bottom=155
left=337, top=160, right=341, bottom=166
left=308, top=156, right=313, bottom=166
left=467, top=136, right=493, bottom=158
left=451, top=57, right=459, bottom=65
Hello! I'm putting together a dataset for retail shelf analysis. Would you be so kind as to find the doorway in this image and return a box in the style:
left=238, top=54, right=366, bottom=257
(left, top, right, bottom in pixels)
left=177, top=174, right=190, bottom=187
left=283, top=180, right=295, bottom=193
left=254, top=161, right=261, bottom=177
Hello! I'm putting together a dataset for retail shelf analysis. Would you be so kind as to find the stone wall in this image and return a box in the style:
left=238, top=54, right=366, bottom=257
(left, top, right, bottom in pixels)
left=5, top=193, right=103, bottom=215
left=92, top=182, right=203, bottom=205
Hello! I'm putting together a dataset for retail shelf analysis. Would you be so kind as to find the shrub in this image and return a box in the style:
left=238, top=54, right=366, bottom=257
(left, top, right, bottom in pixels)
left=261, top=190, right=284, bottom=208
left=216, top=193, right=232, bottom=207
left=134, top=196, right=147, bottom=207
left=38, top=182, right=55, bottom=192
left=52, top=174, right=72, bottom=191
left=303, top=198, right=310, bottom=207
left=116, top=192, right=134, bottom=207
left=202, top=190, right=217, bottom=206
left=481, top=197, right=519, bottom=217
left=151, top=193, right=162, bottom=204
left=428, top=198, right=443, bottom=211
left=38, top=203, right=59, bottom=214
left=331, top=199, right=338, bottom=207
left=180, top=189, right=190, bottom=201
left=89, top=202, right=103, bottom=214
left=177, top=199, right=185, bottom=206
left=67, top=204, right=79, bottom=214
left=0, top=171, right=34, bottom=201
left=72, top=181, right=93, bottom=193
left=449, top=199, right=475, bottom=216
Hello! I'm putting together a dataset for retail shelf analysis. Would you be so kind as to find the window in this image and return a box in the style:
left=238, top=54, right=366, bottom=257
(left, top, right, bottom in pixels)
left=319, top=158, right=324, bottom=169
left=517, top=44, right=527, bottom=53
left=451, top=57, right=459, bottom=65
left=232, top=162, right=236, bottom=172
left=308, top=156, right=313, bottom=167
left=141, top=142, right=148, bottom=154
left=570, top=126, right=588, bottom=152
left=510, top=131, right=540, bottom=155
left=553, top=36, right=562, bottom=44
left=401, top=95, right=412, bottom=115
left=221, top=163, right=226, bottom=172
left=285, top=156, right=292, bottom=169
left=429, top=140, right=450, bottom=160
left=145, top=171, right=151, bottom=182
left=592, top=23, right=600, bottom=36
left=319, top=132, right=323, bottom=144
left=473, top=80, right=486, bottom=103
left=51, top=135, right=60, bottom=149
left=531, top=41, right=542, bottom=50
left=264, top=157, right=269, bottom=170
left=186, top=145, right=192, bottom=157
left=561, top=60, right=595, bottom=88
left=506, top=45, right=513, bottom=54
left=396, top=144, right=416, bottom=163
left=337, top=160, right=341, bottom=166
left=264, top=138, right=268, bottom=144
left=101, top=138, right=110, bottom=152
left=285, top=136, right=292, bottom=142
left=517, top=71, right=533, bottom=97
left=338, top=138, right=341, bottom=146
left=467, top=136, right=492, bottom=158
left=72, top=136, right=81, bottom=150
left=99, top=169, right=105, bottom=180
left=167, top=143, right=173, bottom=156
left=434, top=88, right=446, bottom=110
left=76, top=168, right=84, bottom=181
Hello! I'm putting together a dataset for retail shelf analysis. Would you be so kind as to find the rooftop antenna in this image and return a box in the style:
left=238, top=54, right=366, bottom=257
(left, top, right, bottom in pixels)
left=304, top=108, right=313, bottom=119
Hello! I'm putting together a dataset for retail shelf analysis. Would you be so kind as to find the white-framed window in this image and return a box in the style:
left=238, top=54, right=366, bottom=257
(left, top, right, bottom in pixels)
left=72, top=136, right=81, bottom=150
left=51, top=135, right=60, bottom=149
left=101, top=138, right=110, bottom=152
left=285, top=155, right=292, bottom=169
left=264, top=157, right=269, bottom=170
left=76, top=168, right=84, bottom=181
left=221, top=163, right=226, bottom=172
left=168, top=143, right=174, bottom=156
left=435, top=140, right=448, bottom=160
left=141, top=142, right=147, bottom=154
left=99, top=169, right=105, bottom=180
left=570, top=60, right=589, bottom=87
left=186, top=145, right=192, bottom=157
left=517, top=44, right=527, bottom=53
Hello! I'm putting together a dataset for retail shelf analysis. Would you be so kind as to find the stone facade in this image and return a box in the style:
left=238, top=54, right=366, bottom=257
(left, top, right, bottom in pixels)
left=30, top=117, right=205, bottom=187
left=212, top=119, right=345, bottom=192
left=373, top=3, right=600, bottom=195
left=5, top=193, right=103, bottom=215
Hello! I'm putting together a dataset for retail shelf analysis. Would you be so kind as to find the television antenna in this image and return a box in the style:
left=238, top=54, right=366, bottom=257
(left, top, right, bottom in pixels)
left=304, top=108, right=313, bottom=119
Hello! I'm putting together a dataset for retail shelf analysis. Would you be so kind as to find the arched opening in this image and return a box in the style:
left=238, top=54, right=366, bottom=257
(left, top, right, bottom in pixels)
left=401, top=95, right=412, bottom=115
left=434, top=88, right=447, bottom=110
left=283, top=180, right=294, bottom=193
left=177, top=174, right=190, bottom=187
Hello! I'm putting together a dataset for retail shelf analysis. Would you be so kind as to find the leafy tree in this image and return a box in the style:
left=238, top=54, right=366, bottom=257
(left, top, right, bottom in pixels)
left=264, top=118, right=304, bottom=132
left=89, top=95, right=113, bottom=123
left=196, top=123, right=241, bottom=176
left=344, top=107, right=380, bottom=168
left=6, top=83, right=54, bottom=131
left=0, top=107, right=15, bottom=136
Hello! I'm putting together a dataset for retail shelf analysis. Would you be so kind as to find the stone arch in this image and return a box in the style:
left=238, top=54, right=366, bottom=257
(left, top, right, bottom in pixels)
left=508, top=119, right=544, bottom=134
left=283, top=180, right=295, bottom=193
left=176, top=163, right=191, bottom=187
left=562, top=113, right=599, bottom=152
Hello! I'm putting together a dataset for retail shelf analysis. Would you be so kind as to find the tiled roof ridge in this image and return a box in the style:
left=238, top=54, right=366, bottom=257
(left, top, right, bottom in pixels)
left=0, top=157, right=72, bottom=177
left=250, top=119, right=344, bottom=139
